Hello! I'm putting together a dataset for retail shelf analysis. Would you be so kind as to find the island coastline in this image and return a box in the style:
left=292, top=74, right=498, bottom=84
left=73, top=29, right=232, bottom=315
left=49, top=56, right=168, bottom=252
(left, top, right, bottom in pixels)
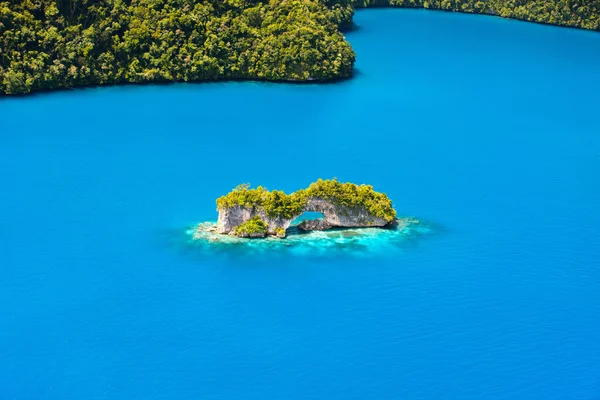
left=213, top=179, right=398, bottom=239
left=1, top=0, right=598, bottom=96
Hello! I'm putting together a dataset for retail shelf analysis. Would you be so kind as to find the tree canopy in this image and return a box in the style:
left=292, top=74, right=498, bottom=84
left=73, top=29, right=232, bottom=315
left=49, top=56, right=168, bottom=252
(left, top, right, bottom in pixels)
left=0, top=0, right=355, bottom=94
left=354, top=0, right=600, bottom=30
left=216, top=178, right=397, bottom=223
left=1, top=0, right=598, bottom=95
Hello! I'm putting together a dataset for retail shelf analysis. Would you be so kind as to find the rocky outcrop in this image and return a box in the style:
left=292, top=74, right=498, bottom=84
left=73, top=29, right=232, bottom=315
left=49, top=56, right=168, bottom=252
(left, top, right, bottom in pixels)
left=217, top=205, right=253, bottom=234
left=216, top=205, right=292, bottom=236
left=298, top=219, right=333, bottom=231
left=305, top=197, right=389, bottom=228
left=215, top=179, right=397, bottom=238
left=217, top=197, right=392, bottom=237
left=233, top=230, right=266, bottom=239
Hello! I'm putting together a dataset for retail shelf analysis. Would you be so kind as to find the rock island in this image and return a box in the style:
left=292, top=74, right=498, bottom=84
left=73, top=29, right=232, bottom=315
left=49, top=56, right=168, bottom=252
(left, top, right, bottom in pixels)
left=215, top=179, right=397, bottom=239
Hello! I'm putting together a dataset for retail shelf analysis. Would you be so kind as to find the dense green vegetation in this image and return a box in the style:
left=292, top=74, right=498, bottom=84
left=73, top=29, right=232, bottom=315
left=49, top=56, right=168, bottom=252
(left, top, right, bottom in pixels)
left=216, top=183, right=307, bottom=219
left=233, top=215, right=268, bottom=237
left=0, top=0, right=355, bottom=94
left=216, top=178, right=397, bottom=223
left=1, top=0, right=598, bottom=95
left=216, top=183, right=269, bottom=210
left=306, top=178, right=396, bottom=222
left=354, top=0, right=600, bottom=31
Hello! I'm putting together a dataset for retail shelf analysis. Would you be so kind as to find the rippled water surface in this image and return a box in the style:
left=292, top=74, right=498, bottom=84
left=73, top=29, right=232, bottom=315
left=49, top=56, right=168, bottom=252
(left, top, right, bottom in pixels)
left=2, top=9, right=600, bottom=400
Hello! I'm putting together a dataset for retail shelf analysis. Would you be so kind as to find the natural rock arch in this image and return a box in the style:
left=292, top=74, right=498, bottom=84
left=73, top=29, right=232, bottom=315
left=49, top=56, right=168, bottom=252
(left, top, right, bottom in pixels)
left=215, top=180, right=397, bottom=238
left=217, top=196, right=391, bottom=237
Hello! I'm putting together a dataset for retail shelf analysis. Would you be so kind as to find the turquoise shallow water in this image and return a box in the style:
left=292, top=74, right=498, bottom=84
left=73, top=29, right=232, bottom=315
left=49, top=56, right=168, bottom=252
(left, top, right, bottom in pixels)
left=2, top=9, right=600, bottom=399
left=188, top=217, right=428, bottom=258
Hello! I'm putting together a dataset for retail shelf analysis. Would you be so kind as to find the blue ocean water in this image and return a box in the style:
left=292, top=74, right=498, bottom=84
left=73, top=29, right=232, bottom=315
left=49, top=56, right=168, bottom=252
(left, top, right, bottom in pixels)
left=2, top=9, right=600, bottom=399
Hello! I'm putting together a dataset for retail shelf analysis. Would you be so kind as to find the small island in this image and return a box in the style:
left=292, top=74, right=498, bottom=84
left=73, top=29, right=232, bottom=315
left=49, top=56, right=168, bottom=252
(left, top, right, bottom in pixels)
left=215, top=179, right=397, bottom=239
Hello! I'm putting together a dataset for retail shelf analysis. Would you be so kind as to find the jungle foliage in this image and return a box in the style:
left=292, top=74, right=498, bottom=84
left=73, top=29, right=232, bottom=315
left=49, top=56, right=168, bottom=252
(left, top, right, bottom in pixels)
left=306, top=178, right=396, bottom=222
left=1, top=0, right=598, bottom=95
left=233, top=215, right=268, bottom=236
left=354, top=0, right=600, bottom=31
left=216, top=178, right=397, bottom=223
left=0, top=0, right=355, bottom=94
left=216, top=183, right=307, bottom=220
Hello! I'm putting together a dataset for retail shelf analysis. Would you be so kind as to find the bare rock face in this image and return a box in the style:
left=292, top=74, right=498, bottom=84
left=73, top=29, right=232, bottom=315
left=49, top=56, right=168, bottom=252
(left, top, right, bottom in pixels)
left=305, top=198, right=389, bottom=228
left=217, top=205, right=254, bottom=234
left=217, top=205, right=293, bottom=235
left=297, top=219, right=333, bottom=231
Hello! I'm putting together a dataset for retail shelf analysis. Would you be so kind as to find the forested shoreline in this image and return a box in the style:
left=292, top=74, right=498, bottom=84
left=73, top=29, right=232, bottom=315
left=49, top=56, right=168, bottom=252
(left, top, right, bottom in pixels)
left=354, top=0, right=600, bottom=31
left=1, top=0, right=598, bottom=95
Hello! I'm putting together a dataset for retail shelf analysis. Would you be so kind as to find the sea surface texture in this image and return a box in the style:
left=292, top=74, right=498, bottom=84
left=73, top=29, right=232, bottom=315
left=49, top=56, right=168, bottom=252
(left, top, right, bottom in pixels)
left=1, top=9, right=600, bottom=400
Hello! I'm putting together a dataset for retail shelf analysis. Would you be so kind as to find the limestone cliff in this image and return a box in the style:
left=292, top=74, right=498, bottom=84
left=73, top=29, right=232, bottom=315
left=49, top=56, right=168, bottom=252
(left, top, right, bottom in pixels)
left=298, top=219, right=333, bottom=232
left=215, top=180, right=397, bottom=238
left=305, top=197, right=389, bottom=228
left=216, top=206, right=292, bottom=236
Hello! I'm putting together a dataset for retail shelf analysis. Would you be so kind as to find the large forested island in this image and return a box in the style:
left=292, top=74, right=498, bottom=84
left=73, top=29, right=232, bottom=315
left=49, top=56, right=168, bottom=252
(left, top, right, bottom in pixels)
left=215, top=179, right=397, bottom=238
left=1, top=0, right=598, bottom=95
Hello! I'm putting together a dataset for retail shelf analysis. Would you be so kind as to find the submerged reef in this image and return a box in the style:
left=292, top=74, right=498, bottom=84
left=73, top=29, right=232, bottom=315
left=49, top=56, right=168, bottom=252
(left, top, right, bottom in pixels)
left=215, top=179, right=397, bottom=239
left=188, top=217, right=428, bottom=257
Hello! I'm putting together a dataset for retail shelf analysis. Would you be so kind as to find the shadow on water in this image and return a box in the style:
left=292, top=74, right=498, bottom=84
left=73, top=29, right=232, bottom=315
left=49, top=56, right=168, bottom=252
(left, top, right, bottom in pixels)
left=0, top=68, right=360, bottom=101
left=342, top=21, right=361, bottom=33
left=351, top=68, right=365, bottom=79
